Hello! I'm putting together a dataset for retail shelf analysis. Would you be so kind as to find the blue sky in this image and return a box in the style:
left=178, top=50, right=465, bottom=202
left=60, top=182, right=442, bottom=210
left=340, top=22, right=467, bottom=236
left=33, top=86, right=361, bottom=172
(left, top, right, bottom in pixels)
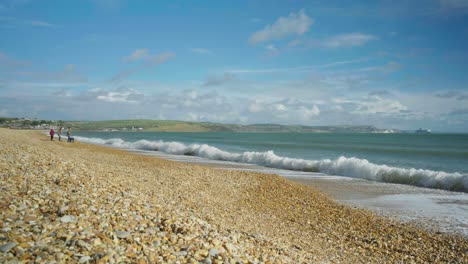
left=1, top=0, right=468, bottom=131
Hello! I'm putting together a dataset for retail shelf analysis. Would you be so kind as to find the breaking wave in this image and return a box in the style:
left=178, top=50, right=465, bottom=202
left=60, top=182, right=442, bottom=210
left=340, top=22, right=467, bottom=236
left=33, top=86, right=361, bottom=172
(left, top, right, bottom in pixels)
left=76, top=136, right=468, bottom=192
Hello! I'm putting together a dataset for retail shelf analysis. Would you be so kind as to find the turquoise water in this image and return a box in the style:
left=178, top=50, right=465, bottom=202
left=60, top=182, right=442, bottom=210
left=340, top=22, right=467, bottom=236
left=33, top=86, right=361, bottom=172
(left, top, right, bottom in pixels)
left=75, top=132, right=468, bottom=192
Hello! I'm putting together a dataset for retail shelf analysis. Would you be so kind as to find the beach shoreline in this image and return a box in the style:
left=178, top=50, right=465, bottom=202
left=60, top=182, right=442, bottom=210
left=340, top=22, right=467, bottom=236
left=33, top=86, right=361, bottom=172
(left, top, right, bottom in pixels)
left=1, top=128, right=467, bottom=263
left=127, top=147, right=468, bottom=238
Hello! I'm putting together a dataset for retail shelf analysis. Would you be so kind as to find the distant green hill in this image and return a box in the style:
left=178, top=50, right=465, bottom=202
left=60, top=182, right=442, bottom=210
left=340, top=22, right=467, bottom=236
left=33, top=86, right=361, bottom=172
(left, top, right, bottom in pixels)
left=65, top=119, right=391, bottom=133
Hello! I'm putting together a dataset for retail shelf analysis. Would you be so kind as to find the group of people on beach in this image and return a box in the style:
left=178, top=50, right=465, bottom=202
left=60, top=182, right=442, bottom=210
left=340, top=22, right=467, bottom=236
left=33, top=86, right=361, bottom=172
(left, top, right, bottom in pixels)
left=49, top=127, right=73, bottom=142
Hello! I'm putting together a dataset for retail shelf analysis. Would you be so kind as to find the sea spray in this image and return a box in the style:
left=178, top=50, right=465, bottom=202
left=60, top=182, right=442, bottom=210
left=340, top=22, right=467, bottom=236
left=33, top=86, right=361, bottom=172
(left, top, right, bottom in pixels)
left=75, top=136, right=468, bottom=192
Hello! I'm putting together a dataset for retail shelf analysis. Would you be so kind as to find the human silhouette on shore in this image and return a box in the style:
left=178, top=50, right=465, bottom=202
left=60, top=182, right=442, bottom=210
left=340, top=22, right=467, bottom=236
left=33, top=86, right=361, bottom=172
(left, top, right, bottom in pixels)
left=49, top=128, right=55, bottom=141
left=67, top=128, right=73, bottom=143
left=57, top=127, right=63, bottom=141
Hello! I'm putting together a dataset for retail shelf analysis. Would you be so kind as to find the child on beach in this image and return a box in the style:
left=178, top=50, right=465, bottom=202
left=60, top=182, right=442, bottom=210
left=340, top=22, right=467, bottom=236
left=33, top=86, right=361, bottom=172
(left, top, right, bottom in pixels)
left=49, top=128, right=55, bottom=141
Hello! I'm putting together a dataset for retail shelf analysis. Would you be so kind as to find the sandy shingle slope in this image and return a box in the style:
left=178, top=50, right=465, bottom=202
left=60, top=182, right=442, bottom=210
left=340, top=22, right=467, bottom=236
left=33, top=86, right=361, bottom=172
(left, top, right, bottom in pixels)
left=0, top=128, right=466, bottom=263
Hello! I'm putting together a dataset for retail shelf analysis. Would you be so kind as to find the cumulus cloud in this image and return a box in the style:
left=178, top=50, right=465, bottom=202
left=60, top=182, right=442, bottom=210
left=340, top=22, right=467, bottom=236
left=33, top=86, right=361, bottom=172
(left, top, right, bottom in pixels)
left=355, top=96, right=407, bottom=114
left=249, top=9, right=313, bottom=44
left=96, top=89, right=142, bottom=103
left=331, top=95, right=407, bottom=116
left=247, top=98, right=320, bottom=123
left=76, top=87, right=143, bottom=103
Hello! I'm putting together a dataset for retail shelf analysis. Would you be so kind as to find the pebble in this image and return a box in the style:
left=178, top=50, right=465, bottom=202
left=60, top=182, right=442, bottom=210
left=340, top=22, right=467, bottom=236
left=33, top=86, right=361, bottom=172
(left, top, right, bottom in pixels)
left=60, top=215, right=76, bottom=223
left=115, top=230, right=131, bottom=239
left=79, top=255, right=91, bottom=263
left=0, top=242, right=17, bottom=253
left=209, top=248, right=219, bottom=257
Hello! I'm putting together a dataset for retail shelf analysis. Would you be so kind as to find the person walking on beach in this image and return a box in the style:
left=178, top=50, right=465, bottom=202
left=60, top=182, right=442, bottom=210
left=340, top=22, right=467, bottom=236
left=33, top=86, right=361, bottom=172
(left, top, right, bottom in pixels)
left=57, top=127, right=63, bottom=141
left=49, top=128, right=55, bottom=141
left=66, top=128, right=72, bottom=143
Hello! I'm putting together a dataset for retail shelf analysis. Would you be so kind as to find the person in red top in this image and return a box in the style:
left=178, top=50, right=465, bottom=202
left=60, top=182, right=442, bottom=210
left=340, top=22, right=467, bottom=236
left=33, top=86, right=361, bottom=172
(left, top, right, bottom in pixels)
left=49, top=128, right=55, bottom=141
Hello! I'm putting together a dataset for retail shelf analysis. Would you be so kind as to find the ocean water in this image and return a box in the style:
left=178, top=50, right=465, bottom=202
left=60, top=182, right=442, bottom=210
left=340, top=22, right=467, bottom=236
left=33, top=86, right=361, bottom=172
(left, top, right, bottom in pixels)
left=74, top=132, right=468, bottom=193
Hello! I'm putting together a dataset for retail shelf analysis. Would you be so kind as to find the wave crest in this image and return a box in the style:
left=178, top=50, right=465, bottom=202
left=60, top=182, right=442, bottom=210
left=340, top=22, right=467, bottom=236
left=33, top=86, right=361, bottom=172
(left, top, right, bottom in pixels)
left=75, top=136, right=468, bottom=192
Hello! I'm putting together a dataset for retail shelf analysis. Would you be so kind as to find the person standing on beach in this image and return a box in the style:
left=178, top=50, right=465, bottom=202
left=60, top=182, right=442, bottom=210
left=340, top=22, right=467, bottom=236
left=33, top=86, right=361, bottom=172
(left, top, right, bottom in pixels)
left=49, top=128, right=55, bottom=141
left=66, top=128, right=72, bottom=142
left=57, top=127, right=63, bottom=141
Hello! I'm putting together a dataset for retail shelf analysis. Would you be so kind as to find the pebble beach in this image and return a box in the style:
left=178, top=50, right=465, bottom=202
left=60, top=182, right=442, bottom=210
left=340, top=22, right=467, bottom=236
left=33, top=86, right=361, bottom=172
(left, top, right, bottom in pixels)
left=0, top=128, right=467, bottom=263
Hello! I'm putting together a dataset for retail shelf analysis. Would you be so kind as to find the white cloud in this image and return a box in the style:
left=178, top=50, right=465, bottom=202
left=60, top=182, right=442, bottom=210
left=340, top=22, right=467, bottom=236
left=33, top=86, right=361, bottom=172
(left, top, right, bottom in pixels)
left=249, top=9, right=313, bottom=44
left=247, top=98, right=320, bottom=123
left=96, top=90, right=140, bottom=103
left=77, top=87, right=144, bottom=103
left=353, top=95, right=407, bottom=114
left=319, top=33, right=376, bottom=49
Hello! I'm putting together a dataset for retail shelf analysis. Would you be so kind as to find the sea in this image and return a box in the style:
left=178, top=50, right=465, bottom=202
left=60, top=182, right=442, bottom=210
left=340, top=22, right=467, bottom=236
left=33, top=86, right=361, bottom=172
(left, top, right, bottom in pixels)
left=74, top=132, right=468, bottom=237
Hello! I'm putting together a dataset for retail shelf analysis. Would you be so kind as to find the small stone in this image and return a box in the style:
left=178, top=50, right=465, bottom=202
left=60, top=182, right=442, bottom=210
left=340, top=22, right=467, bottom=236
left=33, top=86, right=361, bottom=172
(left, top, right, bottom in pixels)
left=212, top=239, right=221, bottom=246
left=204, top=257, right=212, bottom=264
left=199, top=249, right=209, bottom=257
left=209, top=248, right=219, bottom=257
left=58, top=206, right=69, bottom=215
left=0, top=242, right=17, bottom=252
left=18, top=242, right=32, bottom=249
left=79, top=255, right=91, bottom=263
left=23, top=215, right=36, bottom=222
left=115, top=230, right=130, bottom=239
left=93, top=238, right=102, bottom=246
left=60, top=215, right=76, bottom=223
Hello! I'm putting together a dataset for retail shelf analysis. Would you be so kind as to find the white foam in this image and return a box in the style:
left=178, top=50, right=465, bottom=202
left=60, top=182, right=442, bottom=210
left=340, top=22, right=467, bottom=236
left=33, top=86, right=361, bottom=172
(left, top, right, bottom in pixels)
left=75, top=136, right=468, bottom=192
